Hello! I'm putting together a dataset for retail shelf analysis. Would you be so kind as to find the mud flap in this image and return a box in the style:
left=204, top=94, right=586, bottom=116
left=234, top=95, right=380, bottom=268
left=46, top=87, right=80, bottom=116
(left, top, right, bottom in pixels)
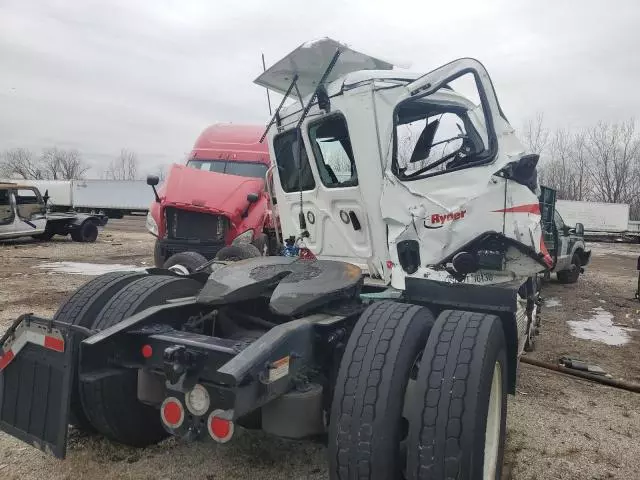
left=0, top=316, right=75, bottom=458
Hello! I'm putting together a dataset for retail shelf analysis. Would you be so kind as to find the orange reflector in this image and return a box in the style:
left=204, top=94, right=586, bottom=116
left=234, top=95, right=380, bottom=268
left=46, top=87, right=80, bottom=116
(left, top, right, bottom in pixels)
left=141, top=344, right=153, bottom=359
left=161, top=397, right=184, bottom=428
left=44, top=336, right=65, bottom=352
left=207, top=409, right=234, bottom=443
left=0, top=350, right=15, bottom=372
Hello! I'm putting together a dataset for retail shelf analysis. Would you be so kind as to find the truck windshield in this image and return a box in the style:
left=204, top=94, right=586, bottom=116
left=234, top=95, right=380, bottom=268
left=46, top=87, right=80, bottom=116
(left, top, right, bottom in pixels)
left=187, top=160, right=268, bottom=179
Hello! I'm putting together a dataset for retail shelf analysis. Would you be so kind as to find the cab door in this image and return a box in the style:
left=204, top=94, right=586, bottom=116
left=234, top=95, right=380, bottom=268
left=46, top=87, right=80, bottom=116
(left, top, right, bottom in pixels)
left=553, top=210, right=572, bottom=271
left=13, top=188, right=47, bottom=235
left=271, top=115, right=373, bottom=272
left=0, top=188, right=17, bottom=236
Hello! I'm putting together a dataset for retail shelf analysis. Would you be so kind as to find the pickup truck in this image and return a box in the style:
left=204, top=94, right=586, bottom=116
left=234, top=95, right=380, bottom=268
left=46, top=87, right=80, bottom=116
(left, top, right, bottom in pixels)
left=0, top=182, right=106, bottom=242
left=540, top=186, right=591, bottom=283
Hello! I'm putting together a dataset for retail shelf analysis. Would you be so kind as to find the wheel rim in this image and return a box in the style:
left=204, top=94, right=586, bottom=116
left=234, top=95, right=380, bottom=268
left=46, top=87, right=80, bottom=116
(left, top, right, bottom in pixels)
left=168, top=264, right=190, bottom=276
left=484, top=361, right=502, bottom=480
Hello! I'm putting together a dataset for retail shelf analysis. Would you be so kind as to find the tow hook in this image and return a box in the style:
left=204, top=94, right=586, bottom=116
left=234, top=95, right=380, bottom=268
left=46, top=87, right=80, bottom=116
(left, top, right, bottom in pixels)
left=163, top=345, right=204, bottom=384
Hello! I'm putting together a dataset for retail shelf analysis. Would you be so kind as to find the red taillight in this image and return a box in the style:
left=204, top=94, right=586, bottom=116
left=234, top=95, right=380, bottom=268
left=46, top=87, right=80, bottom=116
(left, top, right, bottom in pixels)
left=161, top=397, right=184, bottom=428
left=141, top=344, right=153, bottom=359
left=207, top=409, right=234, bottom=443
left=386, top=260, right=394, bottom=269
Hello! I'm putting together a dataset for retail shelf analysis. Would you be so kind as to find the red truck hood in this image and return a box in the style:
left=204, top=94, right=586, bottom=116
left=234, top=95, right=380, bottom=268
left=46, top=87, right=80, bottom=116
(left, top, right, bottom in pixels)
left=162, top=164, right=264, bottom=219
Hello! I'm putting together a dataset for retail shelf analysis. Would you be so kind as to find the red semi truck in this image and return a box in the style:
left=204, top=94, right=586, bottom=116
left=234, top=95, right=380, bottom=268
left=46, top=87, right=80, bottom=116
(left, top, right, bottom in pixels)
left=145, top=124, right=279, bottom=271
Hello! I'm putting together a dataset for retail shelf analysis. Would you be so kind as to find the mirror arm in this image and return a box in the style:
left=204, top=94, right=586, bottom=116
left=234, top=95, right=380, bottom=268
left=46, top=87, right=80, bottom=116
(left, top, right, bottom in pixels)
left=151, top=186, right=160, bottom=203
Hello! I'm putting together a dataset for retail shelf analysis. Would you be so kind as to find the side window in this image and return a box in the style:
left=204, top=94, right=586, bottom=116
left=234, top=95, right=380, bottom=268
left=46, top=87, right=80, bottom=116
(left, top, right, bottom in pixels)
left=273, top=129, right=316, bottom=193
left=0, top=189, right=13, bottom=225
left=397, top=112, right=471, bottom=176
left=554, top=210, right=565, bottom=231
left=393, top=71, right=493, bottom=180
left=15, top=188, right=44, bottom=219
left=308, top=115, right=357, bottom=188
left=16, top=189, right=40, bottom=205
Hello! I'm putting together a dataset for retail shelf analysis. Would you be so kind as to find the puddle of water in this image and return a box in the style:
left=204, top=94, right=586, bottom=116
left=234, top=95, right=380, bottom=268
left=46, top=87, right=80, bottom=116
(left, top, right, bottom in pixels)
left=545, top=297, right=562, bottom=307
left=36, top=262, right=146, bottom=276
left=567, top=307, right=636, bottom=346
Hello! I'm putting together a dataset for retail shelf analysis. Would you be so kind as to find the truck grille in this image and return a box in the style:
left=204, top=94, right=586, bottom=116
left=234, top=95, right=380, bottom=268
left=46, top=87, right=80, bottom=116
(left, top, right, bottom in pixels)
left=165, top=207, right=228, bottom=242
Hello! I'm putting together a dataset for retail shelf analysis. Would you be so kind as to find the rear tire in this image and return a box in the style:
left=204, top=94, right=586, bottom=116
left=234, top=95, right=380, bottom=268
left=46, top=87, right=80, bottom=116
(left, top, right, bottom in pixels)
left=163, top=251, right=208, bottom=274
left=557, top=253, right=580, bottom=284
left=53, top=272, right=147, bottom=431
left=215, top=243, right=261, bottom=261
left=407, top=311, right=508, bottom=480
left=79, top=275, right=201, bottom=446
left=71, top=221, right=98, bottom=243
left=328, top=301, right=435, bottom=480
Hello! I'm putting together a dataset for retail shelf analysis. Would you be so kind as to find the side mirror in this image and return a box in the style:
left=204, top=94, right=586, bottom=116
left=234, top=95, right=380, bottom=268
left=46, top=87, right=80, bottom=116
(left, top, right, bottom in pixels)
left=146, top=175, right=160, bottom=203
left=242, top=193, right=260, bottom=218
left=574, top=223, right=584, bottom=236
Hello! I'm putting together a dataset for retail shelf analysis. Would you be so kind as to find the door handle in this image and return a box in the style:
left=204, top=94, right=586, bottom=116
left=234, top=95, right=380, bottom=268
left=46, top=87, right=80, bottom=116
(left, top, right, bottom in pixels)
left=348, top=211, right=361, bottom=231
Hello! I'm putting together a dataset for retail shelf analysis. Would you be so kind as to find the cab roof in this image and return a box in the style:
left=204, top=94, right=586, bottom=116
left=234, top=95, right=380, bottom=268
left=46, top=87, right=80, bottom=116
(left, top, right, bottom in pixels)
left=0, top=182, right=33, bottom=189
left=191, top=123, right=270, bottom=164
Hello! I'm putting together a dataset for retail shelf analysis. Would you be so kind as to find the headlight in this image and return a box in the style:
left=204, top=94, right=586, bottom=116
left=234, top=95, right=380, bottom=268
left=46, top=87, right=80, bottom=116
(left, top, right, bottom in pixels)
left=232, top=229, right=254, bottom=245
left=145, top=212, right=158, bottom=236
left=185, top=384, right=210, bottom=416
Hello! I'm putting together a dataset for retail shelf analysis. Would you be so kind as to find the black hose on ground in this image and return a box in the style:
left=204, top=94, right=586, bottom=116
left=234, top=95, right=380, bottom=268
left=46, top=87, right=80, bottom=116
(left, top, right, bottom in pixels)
left=521, top=356, right=640, bottom=394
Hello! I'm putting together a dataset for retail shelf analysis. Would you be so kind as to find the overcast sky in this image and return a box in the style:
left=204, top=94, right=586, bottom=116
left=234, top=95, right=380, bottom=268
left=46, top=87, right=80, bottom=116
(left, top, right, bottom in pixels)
left=1, top=0, right=639, bottom=176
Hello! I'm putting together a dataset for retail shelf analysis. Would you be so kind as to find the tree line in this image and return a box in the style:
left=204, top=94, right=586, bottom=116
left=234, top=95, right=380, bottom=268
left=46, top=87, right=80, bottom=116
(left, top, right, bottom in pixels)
left=523, top=115, right=640, bottom=220
left=0, top=147, right=142, bottom=181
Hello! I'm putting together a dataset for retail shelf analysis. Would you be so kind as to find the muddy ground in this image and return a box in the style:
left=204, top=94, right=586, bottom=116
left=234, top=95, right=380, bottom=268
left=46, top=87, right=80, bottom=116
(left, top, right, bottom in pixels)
left=0, top=217, right=638, bottom=479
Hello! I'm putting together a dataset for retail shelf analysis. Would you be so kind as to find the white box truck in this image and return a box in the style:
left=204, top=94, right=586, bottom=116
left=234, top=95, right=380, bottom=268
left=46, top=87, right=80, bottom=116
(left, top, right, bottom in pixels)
left=0, top=179, right=152, bottom=218
left=555, top=199, right=639, bottom=241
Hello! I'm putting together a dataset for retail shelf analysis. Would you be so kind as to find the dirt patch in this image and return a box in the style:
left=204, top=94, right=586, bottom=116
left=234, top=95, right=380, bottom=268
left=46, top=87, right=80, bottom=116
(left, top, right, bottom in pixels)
left=1, top=224, right=639, bottom=479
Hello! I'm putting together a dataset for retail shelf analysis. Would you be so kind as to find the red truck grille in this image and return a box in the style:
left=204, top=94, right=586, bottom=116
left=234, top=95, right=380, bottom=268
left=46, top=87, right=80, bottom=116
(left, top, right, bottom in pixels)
left=165, top=207, right=228, bottom=242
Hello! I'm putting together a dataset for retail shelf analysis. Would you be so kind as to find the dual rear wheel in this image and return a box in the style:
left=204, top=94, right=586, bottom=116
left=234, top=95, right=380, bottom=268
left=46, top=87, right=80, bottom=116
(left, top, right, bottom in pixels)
left=54, top=272, right=201, bottom=445
left=58, top=275, right=508, bottom=477
left=328, top=302, right=508, bottom=480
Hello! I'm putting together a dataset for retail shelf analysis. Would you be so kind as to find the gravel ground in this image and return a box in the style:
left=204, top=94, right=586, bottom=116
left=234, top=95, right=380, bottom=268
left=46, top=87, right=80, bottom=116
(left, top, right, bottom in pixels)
left=0, top=219, right=639, bottom=479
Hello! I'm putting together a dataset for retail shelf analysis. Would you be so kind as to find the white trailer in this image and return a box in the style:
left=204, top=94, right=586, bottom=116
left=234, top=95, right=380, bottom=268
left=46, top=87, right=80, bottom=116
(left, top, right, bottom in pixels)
left=555, top=199, right=639, bottom=240
left=0, top=179, right=152, bottom=218
left=72, top=180, right=152, bottom=218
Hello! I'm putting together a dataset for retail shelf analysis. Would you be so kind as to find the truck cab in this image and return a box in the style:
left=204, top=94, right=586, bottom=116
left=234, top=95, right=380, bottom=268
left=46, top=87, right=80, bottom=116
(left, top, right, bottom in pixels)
left=147, top=124, right=277, bottom=267
left=0, top=183, right=105, bottom=242
left=540, top=186, right=591, bottom=283
left=0, top=183, right=48, bottom=238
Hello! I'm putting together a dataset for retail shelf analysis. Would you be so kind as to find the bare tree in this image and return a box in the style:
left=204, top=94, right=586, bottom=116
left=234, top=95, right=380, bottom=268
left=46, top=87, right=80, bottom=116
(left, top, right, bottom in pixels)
left=41, top=147, right=89, bottom=180
left=152, top=163, right=170, bottom=181
left=521, top=112, right=549, bottom=156
left=570, top=132, right=590, bottom=201
left=584, top=119, right=640, bottom=204
left=105, top=149, right=139, bottom=180
left=0, top=148, right=47, bottom=179
left=539, top=129, right=591, bottom=201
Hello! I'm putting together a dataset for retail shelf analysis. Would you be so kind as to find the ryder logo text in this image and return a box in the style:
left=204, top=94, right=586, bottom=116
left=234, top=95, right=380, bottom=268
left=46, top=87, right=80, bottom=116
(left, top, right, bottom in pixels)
left=425, top=210, right=467, bottom=228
